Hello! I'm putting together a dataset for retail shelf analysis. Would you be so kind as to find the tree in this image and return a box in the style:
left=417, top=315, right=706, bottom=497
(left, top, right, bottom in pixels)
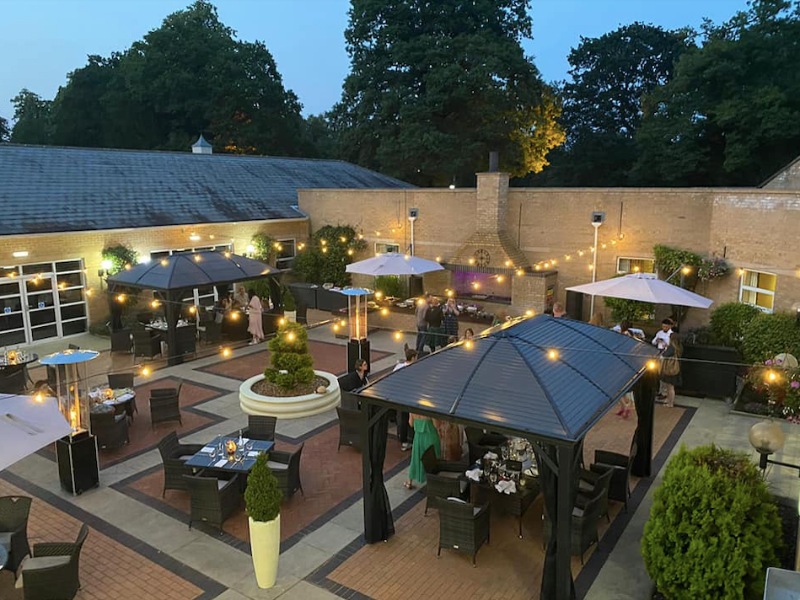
left=10, top=89, right=52, bottom=144
left=0, top=116, right=9, bottom=142
left=527, top=23, right=689, bottom=186
left=331, top=0, right=563, bottom=186
left=632, top=0, right=800, bottom=186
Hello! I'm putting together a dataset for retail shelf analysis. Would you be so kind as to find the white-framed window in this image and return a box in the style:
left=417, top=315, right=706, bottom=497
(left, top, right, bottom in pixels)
left=616, top=257, right=655, bottom=274
left=739, top=269, right=777, bottom=313
left=375, top=242, right=400, bottom=254
left=275, top=239, right=296, bottom=269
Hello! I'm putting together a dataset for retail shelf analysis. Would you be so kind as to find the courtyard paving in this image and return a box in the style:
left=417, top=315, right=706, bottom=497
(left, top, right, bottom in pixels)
left=1, top=314, right=798, bottom=599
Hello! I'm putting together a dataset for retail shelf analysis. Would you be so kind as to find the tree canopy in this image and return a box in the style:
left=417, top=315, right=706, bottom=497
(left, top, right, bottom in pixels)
left=10, top=1, right=312, bottom=156
left=330, top=0, right=564, bottom=186
left=523, top=23, right=689, bottom=187
left=631, top=0, right=800, bottom=186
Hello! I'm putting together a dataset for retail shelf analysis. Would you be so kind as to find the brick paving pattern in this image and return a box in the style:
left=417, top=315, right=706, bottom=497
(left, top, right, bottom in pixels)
left=124, top=422, right=409, bottom=543
left=327, top=405, right=686, bottom=600
left=0, top=479, right=204, bottom=600
left=199, top=340, right=393, bottom=380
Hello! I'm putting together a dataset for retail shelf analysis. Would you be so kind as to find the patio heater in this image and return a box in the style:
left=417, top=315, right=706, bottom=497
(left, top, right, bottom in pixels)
left=339, top=287, right=372, bottom=373
left=40, top=349, right=100, bottom=495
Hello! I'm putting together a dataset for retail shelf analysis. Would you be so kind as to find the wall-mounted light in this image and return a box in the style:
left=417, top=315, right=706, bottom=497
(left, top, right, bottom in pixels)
left=12, top=251, right=28, bottom=258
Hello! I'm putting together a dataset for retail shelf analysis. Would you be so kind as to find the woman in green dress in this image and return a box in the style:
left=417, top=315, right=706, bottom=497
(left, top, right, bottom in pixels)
left=404, top=414, right=441, bottom=489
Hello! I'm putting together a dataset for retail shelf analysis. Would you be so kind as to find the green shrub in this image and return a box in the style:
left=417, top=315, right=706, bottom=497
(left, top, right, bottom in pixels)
left=375, top=275, right=403, bottom=298
left=709, top=302, right=761, bottom=350
left=101, top=244, right=139, bottom=274
left=244, top=453, right=282, bottom=522
left=263, top=321, right=314, bottom=389
left=250, top=232, right=277, bottom=263
left=292, top=225, right=366, bottom=286
left=282, top=286, right=296, bottom=311
left=740, top=312, right=800, bottom=363
left=642, top=445, right=781, bottom=600
left=603, top=296, right=654, bottom=323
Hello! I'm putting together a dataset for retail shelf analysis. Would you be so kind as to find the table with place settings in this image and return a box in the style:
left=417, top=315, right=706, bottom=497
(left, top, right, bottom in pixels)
left=184, top=435, right=274, bottom=473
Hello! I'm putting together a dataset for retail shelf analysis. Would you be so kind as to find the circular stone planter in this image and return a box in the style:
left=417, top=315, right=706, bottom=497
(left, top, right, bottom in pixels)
left=239, top=370, right=341, bottom=419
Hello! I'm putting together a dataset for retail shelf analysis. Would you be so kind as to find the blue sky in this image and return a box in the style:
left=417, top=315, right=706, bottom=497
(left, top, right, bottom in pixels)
left=0, top=0, right=749, bottom=123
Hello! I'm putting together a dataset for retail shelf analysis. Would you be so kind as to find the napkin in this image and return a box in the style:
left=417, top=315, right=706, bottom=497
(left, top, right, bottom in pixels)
left=239, top=438, right=250, bottom=444
left=102, top=400, right=115, bottom=405
left=247, top=451, right=259, bottom=457
left=495, top=479, right=516, bottom=495
left=465, top=468, right=482, bottom=482
left=483, top=451, right=498, bottom=461
left=214, top=459, right=228, bottom=468
left=200, top=447, right=214, bottom=454
left=117, top=393, right=133, bottom=402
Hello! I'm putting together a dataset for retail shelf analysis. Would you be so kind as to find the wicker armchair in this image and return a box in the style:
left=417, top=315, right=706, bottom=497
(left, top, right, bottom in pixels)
left=109, top=328, right=133, bottom=354
left=243, top=415, right=277, bottom=442
left=336, top=406, right=361, bottom=451
left=183, top=473, right=241, bottom=534
left=157, top=432, right=203, bottom=497
left=593, top=437, right=637, bottom=511
left=576, top=466, right=614, bottom=523
left=465, top=427, right=507, bottom=465
left=175, top=326, right=196, bottom=357
left=543, top=489, right=604, bottom=565
left=422, top=446, right=469, bottom=515
left=18, top=523, right=89, bottom=600
left=0, top=368, right=26, bottom=394
left=437, top=498, right=491, bottom=566
left=0, top=495, right=32, bottom=573
left=267, top=444, right=304, bottom=499
left=150, top=381, right=183, bottom=430
left=89, top=411, right=129, bottom=450
left=133, top=329, right=161, bottom=359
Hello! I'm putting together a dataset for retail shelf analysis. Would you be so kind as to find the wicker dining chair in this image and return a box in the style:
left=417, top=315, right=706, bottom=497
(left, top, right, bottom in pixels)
left=336, top=406, right=361, bottom=451
left=183, top=473, right=241, bottom=534
left=592, top=436, right=638, bottom=512
left=437, top=498, right=491, bottom=566
left=267, top=444, right=304, bottom=499
left=89, top=410, right=129, bottom=450
left=576, top=466, right=614, bottom=523
left=18, top=523, right=89, bottom=600
left=0, top=495, right=32, bottom=573
left=133, top=329, right=161, bottom=359
left=157, top=431, right=203, bottom=497
left=542, top=489, right=605, bottom=565
left=242, top=415, right=277, bottom=442
left=150, top=380, right=183, bottom=430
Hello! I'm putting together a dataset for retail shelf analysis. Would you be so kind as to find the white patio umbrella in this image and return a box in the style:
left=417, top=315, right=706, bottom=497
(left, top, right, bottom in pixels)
left=566, top=272, right=714, bottom=309
left=346, top=252, right=444, bottom=277
left=0, top=394, right=72, bottom=471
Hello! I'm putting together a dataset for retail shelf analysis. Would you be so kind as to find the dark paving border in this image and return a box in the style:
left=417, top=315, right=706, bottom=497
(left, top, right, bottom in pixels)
left=306, top=406, right=698, bottom=600
left=112, top=423, right=410, bottom=556
left=0, top=470, right=226, bottom=600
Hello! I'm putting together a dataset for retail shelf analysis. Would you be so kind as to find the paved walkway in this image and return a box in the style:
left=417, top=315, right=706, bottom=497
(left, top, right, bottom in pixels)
left=1, top=320, right=798, bottom=599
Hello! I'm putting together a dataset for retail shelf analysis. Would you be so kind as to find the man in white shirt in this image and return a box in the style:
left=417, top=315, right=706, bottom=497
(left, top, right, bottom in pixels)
left=652, top=318, right=674, bottom=351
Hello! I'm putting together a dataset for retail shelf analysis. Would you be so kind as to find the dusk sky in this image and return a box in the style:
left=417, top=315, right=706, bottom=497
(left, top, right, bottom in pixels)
left=1, top=0, right=749, bottom=124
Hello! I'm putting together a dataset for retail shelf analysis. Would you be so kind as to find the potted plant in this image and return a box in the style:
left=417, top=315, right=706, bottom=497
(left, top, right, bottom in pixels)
left=245, top=453, right=283, bottom=588
left=282, top=286, right=297, bottom=323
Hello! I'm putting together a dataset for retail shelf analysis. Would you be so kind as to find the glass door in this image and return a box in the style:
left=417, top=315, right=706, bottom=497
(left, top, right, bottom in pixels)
left=0, top=276, right=26, bottom=347
left=21, top=264, right=58, bottom=342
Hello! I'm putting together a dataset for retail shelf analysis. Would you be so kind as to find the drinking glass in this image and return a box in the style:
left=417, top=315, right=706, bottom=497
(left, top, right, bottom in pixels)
left=209, top=446, right=217, bottom=459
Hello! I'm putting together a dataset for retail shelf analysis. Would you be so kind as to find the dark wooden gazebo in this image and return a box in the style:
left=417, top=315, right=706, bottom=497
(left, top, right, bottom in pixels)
left=355, top=315, right=660, bottom=599
left=107, top=251, right=279, bottom=365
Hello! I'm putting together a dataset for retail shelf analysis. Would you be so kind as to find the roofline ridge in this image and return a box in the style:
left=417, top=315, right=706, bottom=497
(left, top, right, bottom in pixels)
left=447, top=337, right=497, bottom=415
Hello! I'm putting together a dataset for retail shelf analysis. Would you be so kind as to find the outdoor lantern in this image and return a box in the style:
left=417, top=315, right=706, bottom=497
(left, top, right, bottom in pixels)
left=226, top=439, right=237, bottom=458
left=339, top=287, right=373, bottom=374
left=40, top=349, right=99, bottom=436
left=749, top=420, right=786, bottom=470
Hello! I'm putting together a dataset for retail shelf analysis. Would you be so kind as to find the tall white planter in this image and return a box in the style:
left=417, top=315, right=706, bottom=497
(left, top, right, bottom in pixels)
left=249, top=515, right=280, bottom=588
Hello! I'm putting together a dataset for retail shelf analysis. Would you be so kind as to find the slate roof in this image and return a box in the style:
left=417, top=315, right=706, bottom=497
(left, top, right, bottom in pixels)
left=0, top=144, right=413, bottom=235
left=357, top=314, right=659, bottom=444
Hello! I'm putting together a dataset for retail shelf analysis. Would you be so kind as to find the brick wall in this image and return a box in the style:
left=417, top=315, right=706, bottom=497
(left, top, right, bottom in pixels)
left=299, top=185, right=800, bottom=318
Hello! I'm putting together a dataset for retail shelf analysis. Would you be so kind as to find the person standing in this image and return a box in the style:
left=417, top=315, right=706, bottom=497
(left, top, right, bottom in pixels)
left=553, top=302, right=567, bottom=318
left=652, top=318, right=674, bottom=400
left=415, top=294, right=430, bottom=354
left=443, top=297, right=460, bottom=340
left=404, top=413, right=441, bottom=490
left=247, top=288, right=265, bottom=345
left=233, top=285, right=249, bottom=309
left=616, top=321, right=636, bottom=418
left=425, top=296, right=445, bottom=352
left=660, top=334, right=682, bottom=408
left=393, top=348, right=417, bottom=451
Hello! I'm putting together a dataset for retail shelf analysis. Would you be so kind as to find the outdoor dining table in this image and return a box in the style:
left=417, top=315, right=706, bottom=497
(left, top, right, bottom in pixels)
left=89, top=387, right=136, bottom=419
left=0, top=350, right=38, bottom=368
left=185, top=435, right=274, bottom=473
left=469, top=473, right=541, bottom=539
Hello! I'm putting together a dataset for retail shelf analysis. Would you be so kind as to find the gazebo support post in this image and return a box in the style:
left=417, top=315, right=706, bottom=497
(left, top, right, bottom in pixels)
left=165, top=290, right=183, bottom=367
left=631, top=368, right=658, bottom=477
left=362, top=399, right=394, bottom=544
left=556, top=443, right=578, bottom=600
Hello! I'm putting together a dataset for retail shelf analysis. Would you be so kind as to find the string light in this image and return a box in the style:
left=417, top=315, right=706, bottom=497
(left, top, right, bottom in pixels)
left=140, top=365, right=151, bottom=377
left=547, top=349, right=559, bottom=361
left=647, top=360, right=657, bottom=371
left=375, top=291, right=383, bottom=300
left=286, top=332, right=296, bottom=342
left=380, top=307, right=389, bottom=316
left=464, top=340, right=474, bottom=349
left=525, top=309, right=534, bottom=317
left=526, top=235, right=624, bottom=271
left=221, top=347, right=232, bottom=358
left=393, top=331, right=403, bottom=341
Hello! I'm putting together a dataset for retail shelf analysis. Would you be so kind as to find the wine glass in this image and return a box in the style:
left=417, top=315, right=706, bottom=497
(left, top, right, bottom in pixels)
left=209, top=445, right=217, bottom=460
left=501, top=445, right=509, bottom=462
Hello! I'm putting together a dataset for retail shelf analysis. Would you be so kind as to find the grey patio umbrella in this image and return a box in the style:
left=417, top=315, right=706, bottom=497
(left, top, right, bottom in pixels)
left=107, top=251, right=279, bottom=365
left=566, top=272, right=713, bottom=309
left=0, top=395, right=72, bottom=471
left=345, top=252, right=444, bottom=276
